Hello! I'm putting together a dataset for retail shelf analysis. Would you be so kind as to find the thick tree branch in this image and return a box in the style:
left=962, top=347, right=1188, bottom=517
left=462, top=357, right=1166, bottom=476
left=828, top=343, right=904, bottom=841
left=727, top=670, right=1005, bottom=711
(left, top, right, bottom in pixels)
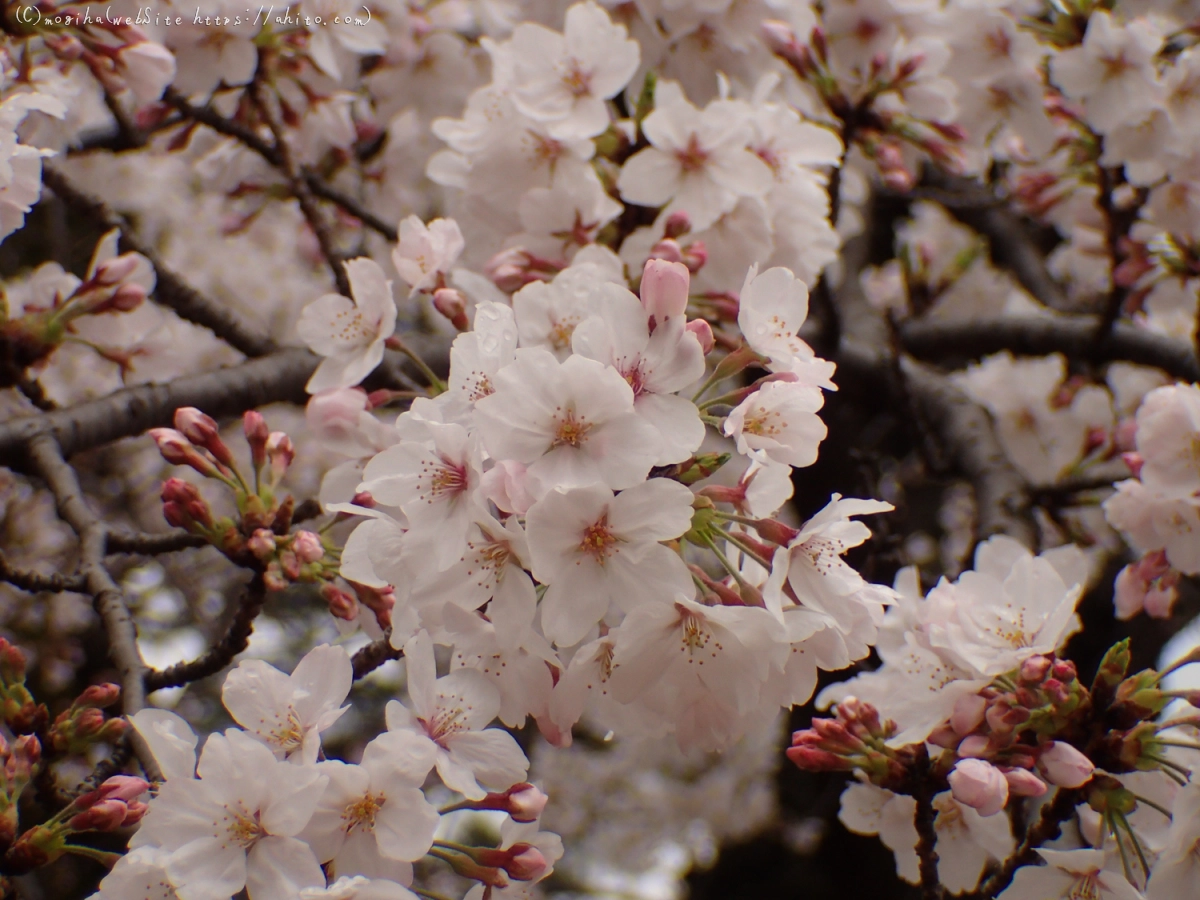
left=0, top=349, right=318, bottom=470
left=898, top=315, right=1200, bottom=383
left=27, top=435, right=162, bottom=782
left=143, top=574, right=266, bottom=692
left=0, top=551, right=87, bottom=593
left=39, top=164, right=278, bottom=358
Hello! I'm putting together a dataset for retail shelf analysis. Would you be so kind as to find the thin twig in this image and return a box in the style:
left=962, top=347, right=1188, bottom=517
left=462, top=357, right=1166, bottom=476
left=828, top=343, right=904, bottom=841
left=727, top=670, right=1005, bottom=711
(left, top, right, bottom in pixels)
left=39, top=165, right=278, bottom=359
left=968, top=786, right=1084, bottom=899
left=27, top=435, right=162, bottom=782
left=352, top=636, right=403, bottom=680
left=0, top=551, right=87, bottom=593
left=911, top=748, right=945, bottom=900
left=251, top=79, right=351, bottom=297
left=144, top=574, right=266, bottom=692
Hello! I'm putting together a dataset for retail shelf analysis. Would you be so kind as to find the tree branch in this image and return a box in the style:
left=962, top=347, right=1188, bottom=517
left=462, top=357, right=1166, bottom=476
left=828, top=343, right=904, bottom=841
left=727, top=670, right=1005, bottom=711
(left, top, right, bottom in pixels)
left=898, top=315, right=1200, bottom=383
left=143, top=574, right=266, bottom=692
left=0, top=349, right=318, bottom=470
left=39, top=164, right=278, bottom=359
left=0, top=551, right=87, bottom=593
left=920, top=169, right=1071, bottom=313
left=105, top=530, right=211, bottom=555
left=352, top=636, right=402, bottom=680
left=26, top=434, right=162, bottom=782
left=911, top=748, right=945, bottom=900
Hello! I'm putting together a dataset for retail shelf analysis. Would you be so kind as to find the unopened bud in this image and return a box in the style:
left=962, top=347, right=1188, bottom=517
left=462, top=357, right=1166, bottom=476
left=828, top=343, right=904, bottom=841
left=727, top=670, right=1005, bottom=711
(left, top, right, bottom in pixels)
left=957, top=735, right=990, bottom=758
left=1003, top=768, right=1048, bottom=797
left=662, top=211, right=691, bottom=239
left=648, top=238, right=684, bottom=264
left=750, top=517, right=799, bottom=547
left=686, top=319, right=715, bottom=353
left=74, top=684, right=121, bottom=710
left=1020, top=656, right=1052, bottom=683
left=640, top=258, right=691, bottom=321
left=321, top=583, right=359, bottom=620
left=266, top=432, right=294, bottom=484
left=1038, top=741, right=1095, bottom=788
left=433, top=288, right=469, bottom=331
left=93, top=254, right=139, bottom=286
left=948, top=759, right=1009, bottom=817
left=108, top=282, right=147, bottom=312
left=292, top=531, right=325, bottom=564
left=950, top=694, right=988, bottom=736
left=681, top=241, right=707, bottom=273
left=502, top=844, right=549, bottom=881
left=247, top=529, right=277, bottom=560
left=243, top=411, right=269, bottom=469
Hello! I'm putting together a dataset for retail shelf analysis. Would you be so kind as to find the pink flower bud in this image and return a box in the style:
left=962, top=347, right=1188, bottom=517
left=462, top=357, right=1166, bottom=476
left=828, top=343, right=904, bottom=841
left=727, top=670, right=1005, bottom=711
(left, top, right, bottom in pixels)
left=97, top=775, right=150, bottom=803
left=648, top=238, right=684, bottom=264
left=506, top=784, right=549, bottom=823
left=640, top=259, right=691, bottom=322
left=957, top=735, right=991, bottom=758
left=111, top=282, right=148, bottom=312
left=686, top=319, right=715, bottom=354
left=750, top=517, right=799, bottom=547
left=947, top=759, right=1009, bottom=817
left=68, top=799, right=129, bottom=833
left=682, top=240, right=707, bottom=273
left=321, top=583, right=359, bottom=620
left=247, top=529, right=277, bottom=560
left=74, top=683, right=121, bottom=710
left=292, top=531, right=325, bottom=563
left=433, top=287, right=469, bottom=331
left=1038, top=742, right=1094, bottom=788
left=950, top=694, right=988, bottom=736
left=93, top=254, right=139, bottom=286
left=151, top=430, right=220, bottom=477
left=1019, top=656, right=1052, bottom=683
left=266, top=432, right=294, bottom=483
left=1121, top=452, right=1144, bottom=477
left=244, top=411, right=270, bottom=469
left=1003, top=768, right=1048, bottom=798
left=1112, top=418, right=1138, bottom=453
left=174, top=407, right=220, bottom=446
left=663, top=211, right=691, bottom=239
left=503, top=844, right=549, bottom=881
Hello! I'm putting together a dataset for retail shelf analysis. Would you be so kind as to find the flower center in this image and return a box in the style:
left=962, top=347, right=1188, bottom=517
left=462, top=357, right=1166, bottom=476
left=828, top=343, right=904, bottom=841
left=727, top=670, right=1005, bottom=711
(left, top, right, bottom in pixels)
left=561, top=58, right=592, bottom=97
left=578, top=514, right=621, bottom=564
left=1101, top=53, right=1132, bottom=81
left=800, top=535, right=843, bottom=575
left=675, top=134, right=710, bottom=173
left=333, top=308, right=375, bottom=344
left=225, top=808, right=266, bottom=849
left=549, top=316, right=579, bottom=351
left=424, top=696, right=474, bottom=743
left=424, top=457, right=470, bottom=500
left=553, top=409, right=593, bottom=448
left=267, top=708, right=304, bottom=753
left=1068, top=873, right=1102, bottom=900
left=342, top=792, right=386, bottom=834
left=743, top=408, right=783, bottom=438
left=677, top=604, right=722, bottom=661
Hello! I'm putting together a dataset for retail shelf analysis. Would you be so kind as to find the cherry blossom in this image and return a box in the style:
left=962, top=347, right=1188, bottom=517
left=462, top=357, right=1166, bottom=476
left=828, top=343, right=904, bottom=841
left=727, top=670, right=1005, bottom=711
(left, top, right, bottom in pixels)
left=999, top=848, right=1145, bottom=900
left=391, top=216, right=465, bottom=298
left=220, top=643, right=353, bottom=764
left=525, top=479, right=696, bottom=646
left=385, top=631, right=529, bottom=800
left=298, top=259, right=399, bottom=394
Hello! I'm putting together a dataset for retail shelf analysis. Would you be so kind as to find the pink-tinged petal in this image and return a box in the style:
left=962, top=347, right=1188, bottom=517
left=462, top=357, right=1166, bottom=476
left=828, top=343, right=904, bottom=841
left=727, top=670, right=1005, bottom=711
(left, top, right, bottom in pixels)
left=246, top=836, right=325, bottom=900
left=444, top=728, right=530, bottom=792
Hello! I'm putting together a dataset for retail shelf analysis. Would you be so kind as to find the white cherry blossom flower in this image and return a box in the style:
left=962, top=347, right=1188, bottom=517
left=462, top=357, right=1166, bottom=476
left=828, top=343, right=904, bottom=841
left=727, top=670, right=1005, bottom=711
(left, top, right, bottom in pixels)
left=618, top=80, right=772, bottom=231
left=572, top=286, right=706, bottom=464
left=89, top=846, right=180, bottom=900
left=298, top=258, right=398, bottom=393
left=448, top=301, right=519, bottom=408
left=220, top=643, right=353, bottom=764
left=525, top=479, right=696, bottom=646
left=392, top=216, right=465, bottom=298
left=511, top=262, right=627, bottom=360
left=737, top=265, right=837, bottom=388
left=724, top=380, right=829, bottom=468
left=132, top=730, right=327, bottom=900
left=1147, top=780, right=1200, bottom=900
left=300, top=731, right=440, bottom=879
left=385, top=631, right=529, bottom=800
left=1050, top=11, right=1163, bottom=135
left=505, top=1, right=640, bottom=140
left=359, top=421, right=485, bottom=569
left=474, top=348, right=661, bottom=497
left=302, top=877, right=418, bottom=900
left=999, top=848, right=1145, bottom=900
left=129, top=709, right=199, bottom=782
